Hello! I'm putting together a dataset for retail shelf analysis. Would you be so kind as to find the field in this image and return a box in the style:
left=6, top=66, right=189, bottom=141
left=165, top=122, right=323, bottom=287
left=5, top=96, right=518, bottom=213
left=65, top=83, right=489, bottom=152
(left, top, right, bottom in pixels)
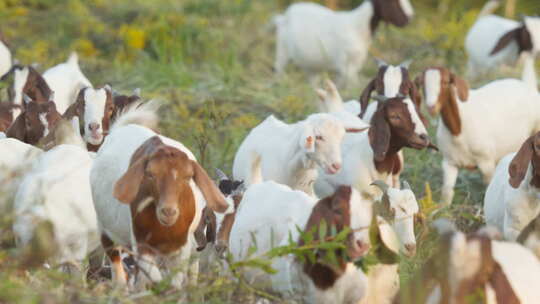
left=1, top=0, right=540, bottom=303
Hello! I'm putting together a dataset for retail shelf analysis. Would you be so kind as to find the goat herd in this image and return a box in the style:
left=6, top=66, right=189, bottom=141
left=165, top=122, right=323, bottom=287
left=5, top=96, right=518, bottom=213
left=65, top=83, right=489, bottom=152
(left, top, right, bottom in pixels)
left=2, top=0, right=540, bottom=303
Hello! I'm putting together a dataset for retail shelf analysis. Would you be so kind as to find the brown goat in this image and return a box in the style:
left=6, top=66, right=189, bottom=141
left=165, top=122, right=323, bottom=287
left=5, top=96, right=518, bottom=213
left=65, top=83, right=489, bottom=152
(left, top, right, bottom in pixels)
left=6, top=97, right=61, bottom=145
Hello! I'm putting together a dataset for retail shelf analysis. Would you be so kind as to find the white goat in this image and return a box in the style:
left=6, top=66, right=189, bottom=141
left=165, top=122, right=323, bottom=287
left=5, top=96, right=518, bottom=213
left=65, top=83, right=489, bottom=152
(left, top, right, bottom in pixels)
left=465, top=0, right=540, bottom=78
left=229, top=183, right=371, bottom=304
left=484, top=132, right=540, bottom=241
left=417, top=67, right=540, bottom=204
left=0, top=32, right=11, bottom=78
left=232, top=113, right=368, bottom=196
left=43, top=52, right=92, bottom=114
left=273, top=0, right=413, bottom=86
left=315, top=95, right=432, bottom=200
left=13, top=144, right=99, bottom=267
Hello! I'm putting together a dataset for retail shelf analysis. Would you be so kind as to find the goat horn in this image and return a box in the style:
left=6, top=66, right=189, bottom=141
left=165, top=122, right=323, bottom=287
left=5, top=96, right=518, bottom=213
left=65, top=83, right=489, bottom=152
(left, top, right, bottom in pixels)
left=374, top=58, right=388, bottom=68
left=372, top=95, right=388, bottom=102
left=215, top=168, right=229, bottom=181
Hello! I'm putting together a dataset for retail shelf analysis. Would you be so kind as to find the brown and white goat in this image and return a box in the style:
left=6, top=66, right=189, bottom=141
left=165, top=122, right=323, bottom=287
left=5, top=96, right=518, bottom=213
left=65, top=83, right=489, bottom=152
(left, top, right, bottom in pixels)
left=62, top=86, right=114, bottom=151
left=90, top=124, right=233, bottom=290
left=6, top=96, right=61, bottom=145
left=1, top=65, right=53, bottom=111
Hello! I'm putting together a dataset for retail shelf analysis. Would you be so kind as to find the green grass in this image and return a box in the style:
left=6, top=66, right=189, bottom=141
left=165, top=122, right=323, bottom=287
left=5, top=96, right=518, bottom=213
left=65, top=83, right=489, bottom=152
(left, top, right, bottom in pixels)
left=0, top=0, right=538, bottom=302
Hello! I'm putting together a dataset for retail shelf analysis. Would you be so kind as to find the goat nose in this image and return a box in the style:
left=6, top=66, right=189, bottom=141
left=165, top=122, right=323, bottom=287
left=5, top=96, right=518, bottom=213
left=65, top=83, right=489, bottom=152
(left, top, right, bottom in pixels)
left=89, top=123, right=100, bottom=131
left=331, top=163, right=341, bottom=171
left=404, top=243, right=417, bottom=256
left=419, top=134, right=428, bottom=142
left=160, top=207, right=178, bottom=218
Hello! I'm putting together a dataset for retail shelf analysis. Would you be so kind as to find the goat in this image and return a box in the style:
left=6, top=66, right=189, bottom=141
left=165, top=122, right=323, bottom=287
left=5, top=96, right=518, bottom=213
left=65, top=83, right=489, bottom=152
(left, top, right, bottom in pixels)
left=315, top=95, right=433, bottom=200
left=484, top=132, right=540, bottom=241
left=0, top=31, right=12, bottom=78
left=43, top=52, right=92, bottom=114
left=90, top=121, right=233, bottom=289
left=273, top=0, right=413, bottom=87
left=357, top=180, right=420, bottom=304
left=465, top=0, right=540, bottom=78
left=233, top=113, right=368, bottom=196
left=416, top=67, right=540, bottom=204
left=9, top=66, right=53, bottom=111
left=316, top=60, right=424, bottom=187
left=229, top=183, right=371, bottom=304
left=13, top=144, right=99, bottom=269
left=6, top=95, right=61, bottom=145
left=395, top=220, right=540, bottom=304
left=60, top=86, right=114, bottom=151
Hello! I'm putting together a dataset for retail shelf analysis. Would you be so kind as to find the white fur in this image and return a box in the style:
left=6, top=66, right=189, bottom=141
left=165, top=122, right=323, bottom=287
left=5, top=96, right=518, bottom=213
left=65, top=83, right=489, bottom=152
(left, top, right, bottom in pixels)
left=38, top=113, right=49, bottom=137
left=274, top=1, right=412, bottom=86
left=233, top=113, right=367, bottom=196
left=13, top=144, right=99, bottom=265
left=82, top=87, right=108, bottom=145
left=90, top=123, right=230, bottom=289
left=0, top=39, right=11, bottom=78
left=484, top=153, right=540, bottom=241
left=465, top=10, right=540, bottom=78
left=382, top=65, right=403, bottom=97
left=229, top=181, right=371, bottom=304
left=13, top=67, right=29, bottom=107
left=43, top=52, right=92, bottom=114
left=422, top=70, right=540, bottom=204
left=424, top=69, right=441, bottom=107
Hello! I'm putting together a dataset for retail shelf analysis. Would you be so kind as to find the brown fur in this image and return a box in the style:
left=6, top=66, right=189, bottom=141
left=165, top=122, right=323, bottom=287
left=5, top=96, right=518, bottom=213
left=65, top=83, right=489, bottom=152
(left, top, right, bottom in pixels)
left=370, top=0, right=411, bottom=33
left=368, top=97, right=430, bottom=172
left=194, top=207, right=217, bottom=251
left=0, top=103, right=20, bottom=132
left=6, top=100, right=61, bottom=145
left=300, top=186, right=353, bottom=290
left=491, top=25, right=533, bottom=56
left=112, top=93, right=141, bottom=120
left=508, top=132, right=540, bottom=189
left=21, top=67, right=52, bottom=106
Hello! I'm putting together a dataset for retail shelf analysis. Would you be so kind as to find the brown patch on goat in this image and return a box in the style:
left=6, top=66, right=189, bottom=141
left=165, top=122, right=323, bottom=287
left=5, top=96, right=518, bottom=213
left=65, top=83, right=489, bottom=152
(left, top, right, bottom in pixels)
left=300, top=186, right=353, bottom=290
left=508, top=132, right=540, bottom=189
left=491, top=25, right=533, bottom=56
left=417, top=67, right=469, bottom=136
left=6, top=100, right=61, bottom=145
left=100, top=233, right=128, bottom=284
left=0, top=103, right=20, bottom=132
left=368, top=97, right=430, bottom=173
left=370, top=0, right=411, bottom=33
left=112, top=93, right=141, bottom=120
left=21, top=67, right=52, bottom=106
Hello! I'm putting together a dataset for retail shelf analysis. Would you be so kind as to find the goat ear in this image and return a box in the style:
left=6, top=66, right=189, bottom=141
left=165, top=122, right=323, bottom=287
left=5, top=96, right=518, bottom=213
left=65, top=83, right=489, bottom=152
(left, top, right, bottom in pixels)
left=192, top=160, right=231, bottom=214
left=450, top=73, right=469, bottom=102
left=300, top=126, right=315, bottom=153
left=369, top=103, right=391, bottom=162
left=509, top=136, right=534, bottom=188
left=491, top=27, right=522, bottom=56
left=359, top=79, right=377, bottom=118
left=113, top=157, right=147, bottom=204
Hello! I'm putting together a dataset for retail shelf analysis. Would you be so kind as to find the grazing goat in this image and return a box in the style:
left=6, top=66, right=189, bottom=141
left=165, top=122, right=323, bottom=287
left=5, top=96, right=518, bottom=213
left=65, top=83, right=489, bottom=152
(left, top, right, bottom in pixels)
left=395, top=220, right=540, bottom=304
left=43, top=52, right=92, bottom=114
left=484, top=132, right=540, bottom=241
left=315, top=95, right=433, bottom=200
left=6, top=96, right=61, bottom=145
left=465, top=0, right=540, bottom=78
left=416, top=67, right=540, bottom=204
left=233, top=113, right=368, bottom=196
left=91, top=122, right=233, bottom=289
left=229, top=183, right=372, bottom=304
left=273, top=0, right=413, bottom=86
left=358, top=180, right=420, bottom=304
left=0, top=31, right=12, bottom=78
left=13, top=144, right=99, bottom=269
left=61, top=86, right=114, bottom=151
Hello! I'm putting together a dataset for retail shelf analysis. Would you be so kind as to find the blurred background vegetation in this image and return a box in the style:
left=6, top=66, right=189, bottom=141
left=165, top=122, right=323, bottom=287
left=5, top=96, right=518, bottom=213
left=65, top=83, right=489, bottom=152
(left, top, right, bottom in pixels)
left=1, top=0, right=540, bottom=302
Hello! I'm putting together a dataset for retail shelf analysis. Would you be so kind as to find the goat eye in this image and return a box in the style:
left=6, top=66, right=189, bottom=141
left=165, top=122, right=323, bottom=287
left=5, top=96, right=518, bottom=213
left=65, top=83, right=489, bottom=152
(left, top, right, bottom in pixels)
left=316, top=135, right=324, bottom=141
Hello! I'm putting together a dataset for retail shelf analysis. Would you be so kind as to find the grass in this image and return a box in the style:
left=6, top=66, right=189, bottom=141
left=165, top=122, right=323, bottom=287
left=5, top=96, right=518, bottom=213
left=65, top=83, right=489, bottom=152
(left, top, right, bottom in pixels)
left=0, top=0, right=538, bottom=302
